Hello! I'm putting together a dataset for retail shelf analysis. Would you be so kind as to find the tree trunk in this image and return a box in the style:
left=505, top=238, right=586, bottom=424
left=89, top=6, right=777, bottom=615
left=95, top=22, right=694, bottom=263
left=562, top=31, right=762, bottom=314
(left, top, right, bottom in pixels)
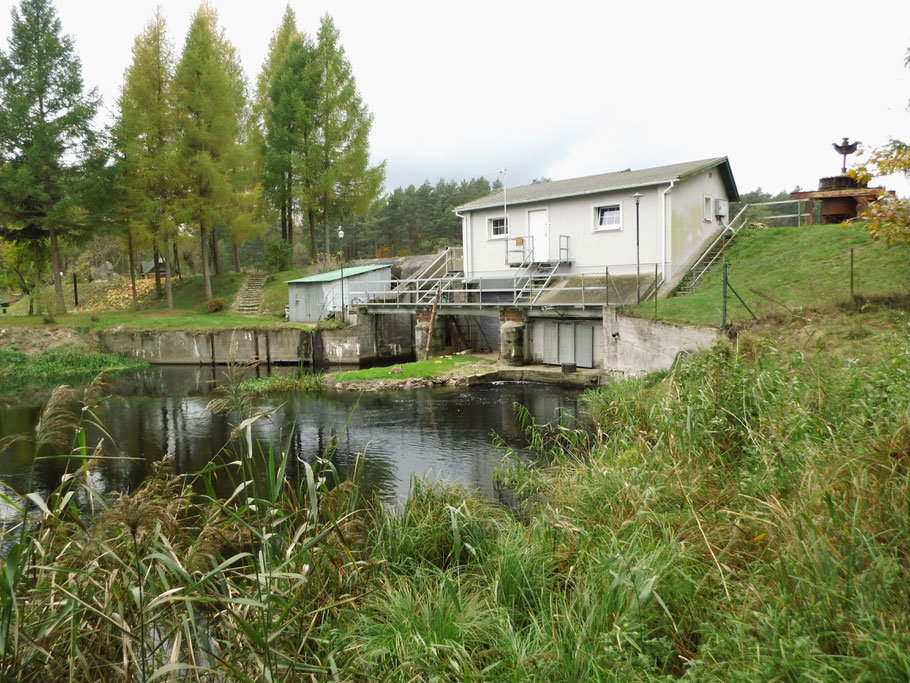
left=308, top=209, right=317, bottom=261
left=280, top=200, right=287, bottom=243
left=200, top=221, right=213, bottom=300
left=153, top=246, right=163, bottom=299
left=48, top=224, right=66, bottom=314
left=232, top=242, right=241, bottom=273
left=173, top=241, right=182, bottom=280
left=322, top=193, right=330, bottom=257
left=163, top=232, right=174, bottom=310
left=286, top=170, right=293, bottom=245
left=29, top=240, right=40, bottom=315
left=211, top=230, right=221, bottom=276
left=127, top=231, right=138, bottom=307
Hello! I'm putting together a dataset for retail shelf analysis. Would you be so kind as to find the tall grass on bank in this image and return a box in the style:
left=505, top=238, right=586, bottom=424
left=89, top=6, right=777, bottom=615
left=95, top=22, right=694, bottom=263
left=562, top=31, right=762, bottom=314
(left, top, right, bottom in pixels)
left=339, top=314, right=910, bottom=680
left=0, top=347, right=147, bottom=393
left=0, top=375, right=369, bottom=681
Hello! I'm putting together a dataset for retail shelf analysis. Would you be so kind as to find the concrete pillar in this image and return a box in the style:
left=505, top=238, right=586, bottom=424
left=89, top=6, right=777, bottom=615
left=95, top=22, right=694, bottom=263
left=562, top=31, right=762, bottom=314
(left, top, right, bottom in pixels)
left=602, top=306, right=619, bottom=370
left=415, top=309, right=445, bottom=358
left=499, top=307, right=528, bottom=366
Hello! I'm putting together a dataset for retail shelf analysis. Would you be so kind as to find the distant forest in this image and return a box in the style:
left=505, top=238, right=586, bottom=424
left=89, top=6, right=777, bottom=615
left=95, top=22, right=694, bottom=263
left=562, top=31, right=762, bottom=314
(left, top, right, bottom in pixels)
left=339, top=177, right=500, bottom=259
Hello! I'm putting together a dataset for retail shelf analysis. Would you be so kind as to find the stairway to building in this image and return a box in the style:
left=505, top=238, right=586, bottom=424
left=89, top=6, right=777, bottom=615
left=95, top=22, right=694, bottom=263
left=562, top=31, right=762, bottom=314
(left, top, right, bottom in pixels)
left=513, top=262, right=559, bottom=304
left=674, top=232, right=735, bottom=296
left=232, top=274, right=267, bottom=314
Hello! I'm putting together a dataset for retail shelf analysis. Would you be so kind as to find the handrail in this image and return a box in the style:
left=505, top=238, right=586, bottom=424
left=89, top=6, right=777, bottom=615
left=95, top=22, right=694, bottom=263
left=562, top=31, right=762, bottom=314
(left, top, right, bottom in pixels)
left=681, top=203, right=752, bottom=293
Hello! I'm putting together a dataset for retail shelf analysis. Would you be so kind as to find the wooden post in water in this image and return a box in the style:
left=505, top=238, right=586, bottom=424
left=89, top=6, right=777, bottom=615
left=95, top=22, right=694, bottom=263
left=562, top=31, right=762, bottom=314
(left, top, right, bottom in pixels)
left=423, top=285, right=442, bottom=361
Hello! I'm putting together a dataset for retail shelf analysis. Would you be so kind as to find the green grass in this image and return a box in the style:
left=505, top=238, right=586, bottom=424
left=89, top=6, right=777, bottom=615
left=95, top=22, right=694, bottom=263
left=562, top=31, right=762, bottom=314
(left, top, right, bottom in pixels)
left=634, top=223, right=910, bottom=326
left=2, top=272, right=321, bottom=332
left=0, top=346, right=147, bottom=393
left=235, top=371, right=325, bottom=396
left=331, top=355, right=493, bottom=382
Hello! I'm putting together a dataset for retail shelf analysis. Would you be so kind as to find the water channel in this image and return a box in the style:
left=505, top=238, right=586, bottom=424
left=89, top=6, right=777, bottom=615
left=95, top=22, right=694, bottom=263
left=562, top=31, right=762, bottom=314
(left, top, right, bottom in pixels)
left=0, top=366, right=584, bottom=512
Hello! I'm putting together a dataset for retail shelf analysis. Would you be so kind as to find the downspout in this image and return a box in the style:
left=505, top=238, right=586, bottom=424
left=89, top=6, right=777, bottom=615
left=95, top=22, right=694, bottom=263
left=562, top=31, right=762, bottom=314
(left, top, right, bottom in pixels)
left=661, top=180, right=675, bottom=280
left=455, top=210, right=469, bottom=278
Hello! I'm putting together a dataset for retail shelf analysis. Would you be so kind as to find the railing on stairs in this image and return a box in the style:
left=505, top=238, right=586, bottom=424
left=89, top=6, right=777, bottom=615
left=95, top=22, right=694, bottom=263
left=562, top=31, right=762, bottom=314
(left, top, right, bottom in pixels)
left=676, top=204, right=752, bottom=295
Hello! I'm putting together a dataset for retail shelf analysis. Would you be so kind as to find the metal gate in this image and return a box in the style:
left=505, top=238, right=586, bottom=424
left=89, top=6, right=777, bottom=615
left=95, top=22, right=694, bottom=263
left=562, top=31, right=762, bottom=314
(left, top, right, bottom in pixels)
left=542, top=322, right=595, bottom=368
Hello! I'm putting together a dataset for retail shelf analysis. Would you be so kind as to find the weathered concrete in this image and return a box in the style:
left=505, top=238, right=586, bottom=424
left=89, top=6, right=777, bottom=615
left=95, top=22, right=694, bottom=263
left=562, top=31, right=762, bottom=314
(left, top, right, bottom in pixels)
left=96, top=318, right=412, bottom=367
left=602, top=308, right=718, bottom=375
left=354, top=311, right=414, bottom=364
left=500, top=321, right=526, bottom=366
left=97, top=328, right=309, bottom=365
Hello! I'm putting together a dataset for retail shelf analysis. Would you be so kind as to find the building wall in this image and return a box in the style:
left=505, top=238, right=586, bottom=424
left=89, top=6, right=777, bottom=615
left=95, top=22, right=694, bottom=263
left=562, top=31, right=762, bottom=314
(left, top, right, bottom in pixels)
left=462, top=169, right=733, bottom=282
left=668, top=171, right=729, bottom=278
left=463, top=184, right=664, bottom=279
left=288, top=267, right=391, bottom=322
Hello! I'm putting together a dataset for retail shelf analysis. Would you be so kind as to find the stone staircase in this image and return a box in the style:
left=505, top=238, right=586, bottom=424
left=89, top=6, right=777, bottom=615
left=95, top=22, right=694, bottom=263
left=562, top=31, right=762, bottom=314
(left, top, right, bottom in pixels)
left=232, top=274, right=267, bottom=314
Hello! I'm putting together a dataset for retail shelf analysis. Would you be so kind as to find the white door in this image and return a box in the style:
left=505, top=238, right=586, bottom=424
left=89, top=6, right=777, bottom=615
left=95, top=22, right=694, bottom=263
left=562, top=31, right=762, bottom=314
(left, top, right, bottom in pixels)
left=528, top=209, right=549, bottom=262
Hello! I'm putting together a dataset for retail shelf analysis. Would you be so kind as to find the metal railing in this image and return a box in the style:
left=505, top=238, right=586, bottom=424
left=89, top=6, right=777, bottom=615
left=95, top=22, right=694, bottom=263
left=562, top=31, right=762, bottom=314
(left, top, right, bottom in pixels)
left=505, top=236, right=533, bottom=266
left=352, top=262, right=665, bottom=311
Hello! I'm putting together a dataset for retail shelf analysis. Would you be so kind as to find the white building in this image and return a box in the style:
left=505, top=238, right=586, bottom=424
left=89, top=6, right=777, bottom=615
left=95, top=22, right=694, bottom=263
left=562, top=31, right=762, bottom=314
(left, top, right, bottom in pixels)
left=455, top=157, right=738, bottom=290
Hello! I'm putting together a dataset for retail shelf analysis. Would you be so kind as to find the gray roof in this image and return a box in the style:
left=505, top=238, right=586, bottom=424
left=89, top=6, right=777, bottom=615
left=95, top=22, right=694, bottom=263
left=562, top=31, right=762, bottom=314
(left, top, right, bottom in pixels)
left=455, top=157, right=738, bottom=212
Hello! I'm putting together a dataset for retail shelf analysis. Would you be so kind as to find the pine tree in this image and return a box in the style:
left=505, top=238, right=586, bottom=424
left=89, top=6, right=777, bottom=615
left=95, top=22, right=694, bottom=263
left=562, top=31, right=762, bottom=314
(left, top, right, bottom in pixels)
left=114, top=8, right=178, bottom=309
left=311, top=14, right=384, bottom=258
left=0, top=0, right=99, bottom=314
left=173, top=4, right=240, bottom=301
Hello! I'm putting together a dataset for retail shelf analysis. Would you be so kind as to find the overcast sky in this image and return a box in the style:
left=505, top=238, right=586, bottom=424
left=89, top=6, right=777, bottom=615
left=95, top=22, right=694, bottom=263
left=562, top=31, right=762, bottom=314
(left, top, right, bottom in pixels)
left=2, top=0, right=910, bottom=197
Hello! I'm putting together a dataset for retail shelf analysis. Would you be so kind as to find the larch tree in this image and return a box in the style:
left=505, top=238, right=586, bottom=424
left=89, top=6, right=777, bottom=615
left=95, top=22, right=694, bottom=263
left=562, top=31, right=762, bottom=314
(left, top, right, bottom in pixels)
left=256, top=6, right=300, bottom=246
left=0, top=0, right=99, bottom=314
left=311, top=14, right=384, bottom=258
left=266, top=32, right=320, bottom=258
left=114, top=8, right=178, bottom=309
left=173, top=4, right=240, bottom=301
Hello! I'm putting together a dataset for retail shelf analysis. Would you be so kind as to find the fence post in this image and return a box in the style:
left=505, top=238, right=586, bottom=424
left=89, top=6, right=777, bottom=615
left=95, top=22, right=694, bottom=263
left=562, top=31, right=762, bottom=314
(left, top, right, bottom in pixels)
left=722, top=262, right=728, bottom=329
left=581, top=273, right=585, bottom=307
left=850, top=247, right=854, bottom=300
left=479, top=277, right=483, bottom=307
left=653, top=263, right=658, bottom=319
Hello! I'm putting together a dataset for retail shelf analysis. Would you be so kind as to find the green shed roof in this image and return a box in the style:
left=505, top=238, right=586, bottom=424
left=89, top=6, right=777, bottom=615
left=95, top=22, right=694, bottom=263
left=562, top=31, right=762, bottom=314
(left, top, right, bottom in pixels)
left=286, top=264, right=390, bottom=284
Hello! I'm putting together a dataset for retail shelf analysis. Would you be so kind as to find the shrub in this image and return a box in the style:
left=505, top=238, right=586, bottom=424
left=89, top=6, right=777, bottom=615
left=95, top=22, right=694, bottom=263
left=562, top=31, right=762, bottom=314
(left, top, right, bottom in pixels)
left=205, top=297, right=225, bottom=313
left=265, top=239, right=292, bottom=272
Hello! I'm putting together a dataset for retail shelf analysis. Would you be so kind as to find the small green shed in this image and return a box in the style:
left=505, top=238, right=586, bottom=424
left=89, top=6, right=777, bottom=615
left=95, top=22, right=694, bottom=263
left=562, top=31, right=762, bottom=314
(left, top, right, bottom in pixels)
left=287, top=264, right=391, bottom=322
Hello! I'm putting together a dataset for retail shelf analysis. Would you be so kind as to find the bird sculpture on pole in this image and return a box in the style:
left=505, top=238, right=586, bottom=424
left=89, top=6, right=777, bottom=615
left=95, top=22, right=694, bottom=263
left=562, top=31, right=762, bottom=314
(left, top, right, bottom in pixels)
left=832, top=137, right=858, bottom=175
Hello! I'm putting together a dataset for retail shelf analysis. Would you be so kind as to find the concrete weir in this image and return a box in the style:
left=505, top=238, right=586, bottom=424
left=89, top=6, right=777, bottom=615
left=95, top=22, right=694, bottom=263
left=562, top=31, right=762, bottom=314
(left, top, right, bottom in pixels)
left=93, top=308, right=717, bottom=376
left=94, top=312, right=415, bottom=366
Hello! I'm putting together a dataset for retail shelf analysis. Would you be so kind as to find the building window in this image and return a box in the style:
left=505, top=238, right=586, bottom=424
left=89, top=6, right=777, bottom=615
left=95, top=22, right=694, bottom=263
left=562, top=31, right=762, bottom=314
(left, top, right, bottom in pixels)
left=704, top=196, right=713, bottom=222
left=594, top=204, right=622, bottom=231
left=489, top=217, right=508, bottom=238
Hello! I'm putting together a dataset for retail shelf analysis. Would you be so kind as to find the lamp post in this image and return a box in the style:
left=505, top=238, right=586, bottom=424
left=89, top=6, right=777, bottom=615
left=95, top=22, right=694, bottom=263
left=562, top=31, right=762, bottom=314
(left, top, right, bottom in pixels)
left=337, top=226, right=345, bottom=320
left=632, top=192, right=643, bottom=303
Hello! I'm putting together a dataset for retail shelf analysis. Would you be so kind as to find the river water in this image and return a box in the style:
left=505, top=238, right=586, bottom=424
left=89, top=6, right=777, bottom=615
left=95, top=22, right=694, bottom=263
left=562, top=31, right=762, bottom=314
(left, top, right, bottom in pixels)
left=0, top=366, right=583, bottom=509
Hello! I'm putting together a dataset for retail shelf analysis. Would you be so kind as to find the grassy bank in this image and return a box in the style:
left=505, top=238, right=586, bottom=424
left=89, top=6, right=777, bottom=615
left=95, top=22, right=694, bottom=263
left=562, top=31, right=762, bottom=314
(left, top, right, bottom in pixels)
left=2, top=272, right=314, bottom=332
left=331, top=355, right=494, bottom=382
left=1, top=304, right=908, bottom=679
left=632, top=223, right=910, bottom=326
left=0, top=347, right=147, bottom=393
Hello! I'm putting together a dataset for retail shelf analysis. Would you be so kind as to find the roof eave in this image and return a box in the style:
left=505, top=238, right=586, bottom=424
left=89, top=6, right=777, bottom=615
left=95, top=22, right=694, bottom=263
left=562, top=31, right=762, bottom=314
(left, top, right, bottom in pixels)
left=454, top=178, right=677, bottom=213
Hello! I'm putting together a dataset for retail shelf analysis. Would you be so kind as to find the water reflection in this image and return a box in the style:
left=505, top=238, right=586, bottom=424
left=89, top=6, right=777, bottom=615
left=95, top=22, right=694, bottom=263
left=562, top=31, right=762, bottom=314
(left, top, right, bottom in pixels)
left=0, top=366, right=582, bottom=508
